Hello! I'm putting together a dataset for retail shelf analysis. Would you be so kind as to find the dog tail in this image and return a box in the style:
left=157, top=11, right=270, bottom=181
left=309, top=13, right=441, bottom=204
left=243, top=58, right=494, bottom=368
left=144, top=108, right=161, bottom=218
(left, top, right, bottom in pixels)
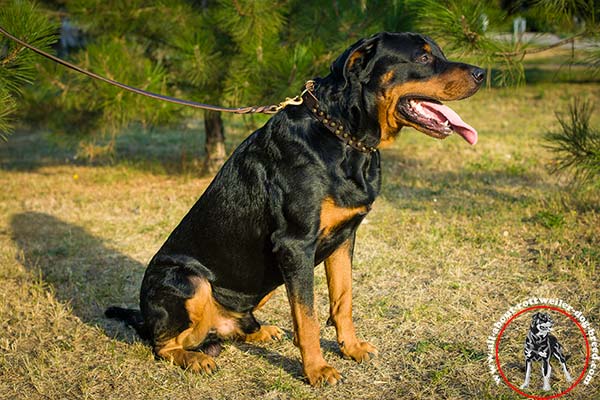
left=105, top=306, right=150, bottom=340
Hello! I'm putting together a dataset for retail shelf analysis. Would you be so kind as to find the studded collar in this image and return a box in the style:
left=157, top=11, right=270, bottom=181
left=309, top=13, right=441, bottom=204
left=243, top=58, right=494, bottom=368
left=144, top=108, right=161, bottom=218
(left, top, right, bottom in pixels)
left=301, top=85, right=377, bottom=154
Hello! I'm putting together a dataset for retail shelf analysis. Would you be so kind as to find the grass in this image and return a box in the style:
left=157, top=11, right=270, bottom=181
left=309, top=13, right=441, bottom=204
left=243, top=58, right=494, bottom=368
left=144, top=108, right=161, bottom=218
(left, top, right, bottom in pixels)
left=1, top=81, right=599, bottom=400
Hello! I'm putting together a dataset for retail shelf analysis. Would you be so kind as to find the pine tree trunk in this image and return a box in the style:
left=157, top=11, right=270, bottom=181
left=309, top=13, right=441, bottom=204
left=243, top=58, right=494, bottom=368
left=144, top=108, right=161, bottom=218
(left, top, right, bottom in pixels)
left=203, top=110, right=227, bottom=174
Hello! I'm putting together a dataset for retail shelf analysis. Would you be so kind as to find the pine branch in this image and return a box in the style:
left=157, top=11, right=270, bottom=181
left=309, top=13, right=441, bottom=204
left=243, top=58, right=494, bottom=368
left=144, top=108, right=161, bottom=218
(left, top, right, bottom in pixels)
left=460, top=15, right=479, bottom=44
left=0, top=0, right=58, bottom=136
left=493, top=31, right=590, bottom=57
left=0, top=88, right=17, bottom=140
left=545, top=98, right=600, bottom=183
left=0, top=44, right=26, bottom=66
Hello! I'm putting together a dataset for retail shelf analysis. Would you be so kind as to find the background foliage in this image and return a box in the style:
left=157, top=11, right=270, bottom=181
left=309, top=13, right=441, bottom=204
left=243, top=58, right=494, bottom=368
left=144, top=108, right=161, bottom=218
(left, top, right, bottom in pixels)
left=0, top=0, right=598, bottom=179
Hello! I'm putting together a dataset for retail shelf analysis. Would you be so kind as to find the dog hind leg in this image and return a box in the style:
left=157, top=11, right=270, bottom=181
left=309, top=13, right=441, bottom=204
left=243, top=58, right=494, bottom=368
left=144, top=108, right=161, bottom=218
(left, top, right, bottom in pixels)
left=153, top=276, right=220, bottom=373
left=552, top=342, right=573, bottom=382
left=559, top=360, right=573, bottom=383
left=141, top=255, right=231, bottom=374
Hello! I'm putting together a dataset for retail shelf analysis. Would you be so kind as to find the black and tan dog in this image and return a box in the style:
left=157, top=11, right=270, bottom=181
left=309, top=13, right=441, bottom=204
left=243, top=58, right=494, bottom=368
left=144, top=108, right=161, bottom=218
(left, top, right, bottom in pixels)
left=106, top=32, right=484, bottom=386
left=520, top=312, right=573, bottom=391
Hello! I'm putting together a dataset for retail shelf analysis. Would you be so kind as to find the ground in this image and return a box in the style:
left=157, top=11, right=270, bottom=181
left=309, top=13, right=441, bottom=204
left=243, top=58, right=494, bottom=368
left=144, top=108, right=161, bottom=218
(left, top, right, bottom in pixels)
left=0, top=80, right=599, bottom=399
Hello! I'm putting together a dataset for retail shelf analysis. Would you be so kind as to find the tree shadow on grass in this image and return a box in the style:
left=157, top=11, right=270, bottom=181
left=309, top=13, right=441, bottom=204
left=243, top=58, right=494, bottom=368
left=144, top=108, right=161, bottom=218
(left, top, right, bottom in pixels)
left=10, top=211, right=318, bottom=377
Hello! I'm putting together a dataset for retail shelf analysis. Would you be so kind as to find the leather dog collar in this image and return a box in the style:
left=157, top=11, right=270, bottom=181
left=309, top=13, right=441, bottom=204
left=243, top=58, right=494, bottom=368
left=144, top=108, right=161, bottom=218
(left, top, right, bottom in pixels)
left=301, top=84, right=377, bottom=154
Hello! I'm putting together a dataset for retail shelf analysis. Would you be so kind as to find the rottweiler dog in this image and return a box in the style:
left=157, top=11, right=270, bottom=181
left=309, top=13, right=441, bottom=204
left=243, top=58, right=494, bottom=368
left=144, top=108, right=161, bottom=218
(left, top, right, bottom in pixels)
left=106, top=32, right=485, bottom=386
left=520, top=312, right=573, bottom=391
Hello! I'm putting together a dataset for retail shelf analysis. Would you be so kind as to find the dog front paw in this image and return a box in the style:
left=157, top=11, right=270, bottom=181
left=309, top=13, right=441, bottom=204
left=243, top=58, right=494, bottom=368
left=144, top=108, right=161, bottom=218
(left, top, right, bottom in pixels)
left=304, top=363, right=341, bottom=386
left=340, top=340, right=378, bottom=363
left=520, top=382, right=529, bottom=390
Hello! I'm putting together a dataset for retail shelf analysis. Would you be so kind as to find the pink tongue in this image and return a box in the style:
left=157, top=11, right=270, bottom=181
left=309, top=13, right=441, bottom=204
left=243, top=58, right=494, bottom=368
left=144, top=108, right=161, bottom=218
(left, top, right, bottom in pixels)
left=421, top=102, right=478, bottom=145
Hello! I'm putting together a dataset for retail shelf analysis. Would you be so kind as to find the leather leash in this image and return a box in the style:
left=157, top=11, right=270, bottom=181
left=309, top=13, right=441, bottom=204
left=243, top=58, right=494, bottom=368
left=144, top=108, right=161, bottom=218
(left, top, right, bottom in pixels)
left=0, top=26, right=293, bottom=114
left=1, top=26, right=377, bottom=153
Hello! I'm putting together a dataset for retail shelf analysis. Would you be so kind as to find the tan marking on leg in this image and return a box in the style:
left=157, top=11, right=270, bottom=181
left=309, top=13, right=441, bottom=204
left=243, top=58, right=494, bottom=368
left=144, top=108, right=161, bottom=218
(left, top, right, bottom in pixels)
left=182, top=277, right=217, bottom=346
left=289, top=298, right=340, bottom=386
left=155, top=276, right=243, bottom=374
left=186, top=276, right=244, bottom=339
left=324, top=240, right=377, bottom=363
left=253, top=289, right=277, bottom=311
left=319, top=197, right=368, bottom=237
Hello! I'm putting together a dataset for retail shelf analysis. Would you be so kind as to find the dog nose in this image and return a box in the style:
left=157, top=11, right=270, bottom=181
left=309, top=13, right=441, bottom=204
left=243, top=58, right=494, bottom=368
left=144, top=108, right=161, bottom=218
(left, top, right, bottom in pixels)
left=471, top=67, right=485, bottom=83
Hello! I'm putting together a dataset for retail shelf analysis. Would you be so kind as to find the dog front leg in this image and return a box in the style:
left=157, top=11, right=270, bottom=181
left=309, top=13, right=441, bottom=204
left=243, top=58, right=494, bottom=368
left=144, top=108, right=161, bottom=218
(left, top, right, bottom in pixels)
left=520, top=360, right=531, bottom=389
left=274, top=232, right=340, bottom=386
left=542, top=361, right=552, bottom=391
left=283, top=265, right=341, bottom=386
left=324, top=236, right=377, bottom=362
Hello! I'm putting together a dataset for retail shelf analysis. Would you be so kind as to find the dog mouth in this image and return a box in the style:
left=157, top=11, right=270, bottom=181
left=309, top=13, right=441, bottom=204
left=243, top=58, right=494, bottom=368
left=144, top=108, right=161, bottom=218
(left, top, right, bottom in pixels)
left=397, top=97, right=478, bottom=145
left=537, top=322, right=553, bottom=335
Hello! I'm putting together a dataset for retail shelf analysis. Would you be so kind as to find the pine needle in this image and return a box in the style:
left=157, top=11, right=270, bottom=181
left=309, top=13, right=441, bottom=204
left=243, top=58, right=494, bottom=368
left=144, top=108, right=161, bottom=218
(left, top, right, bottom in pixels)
left=545, top=98, right=600, bottom=183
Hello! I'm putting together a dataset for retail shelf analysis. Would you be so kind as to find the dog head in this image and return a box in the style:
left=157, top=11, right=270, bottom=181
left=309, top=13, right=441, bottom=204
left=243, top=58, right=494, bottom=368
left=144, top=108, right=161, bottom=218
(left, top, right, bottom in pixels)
left=327, top=32, right=485, bottom=148
left=530, top=312, right=554, bottom=337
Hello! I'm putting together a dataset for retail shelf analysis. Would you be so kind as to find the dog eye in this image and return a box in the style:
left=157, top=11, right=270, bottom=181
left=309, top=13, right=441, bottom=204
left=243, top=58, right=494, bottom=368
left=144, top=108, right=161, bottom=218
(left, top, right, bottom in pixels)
left=417, top=54, right=431, bottom=64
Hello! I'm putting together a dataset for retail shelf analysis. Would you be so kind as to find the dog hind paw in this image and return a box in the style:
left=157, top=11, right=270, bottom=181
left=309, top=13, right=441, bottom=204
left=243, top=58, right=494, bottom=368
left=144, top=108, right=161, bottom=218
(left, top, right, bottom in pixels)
left=565, top=374, right=573, bottom=382
left=185, top=352, right=217, bottom=374
left=244, top=325, right=285, bottom=343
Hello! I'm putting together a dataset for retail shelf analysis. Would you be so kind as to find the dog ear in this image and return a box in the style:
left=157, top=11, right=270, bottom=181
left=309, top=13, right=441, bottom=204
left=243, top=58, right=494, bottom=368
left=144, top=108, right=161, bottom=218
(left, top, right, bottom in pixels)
left=331, top=34, right=381, bottom=82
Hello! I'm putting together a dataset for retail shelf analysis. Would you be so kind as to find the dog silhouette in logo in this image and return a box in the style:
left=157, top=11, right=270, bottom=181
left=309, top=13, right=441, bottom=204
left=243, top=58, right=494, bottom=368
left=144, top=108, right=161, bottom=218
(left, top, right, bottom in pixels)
left=520, top=312, right=573, bottom=391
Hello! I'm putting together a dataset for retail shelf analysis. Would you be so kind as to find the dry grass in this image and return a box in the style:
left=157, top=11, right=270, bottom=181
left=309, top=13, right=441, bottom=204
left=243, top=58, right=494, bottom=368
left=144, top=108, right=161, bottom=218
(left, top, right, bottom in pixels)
left=1, top=82, right=599, bottom=400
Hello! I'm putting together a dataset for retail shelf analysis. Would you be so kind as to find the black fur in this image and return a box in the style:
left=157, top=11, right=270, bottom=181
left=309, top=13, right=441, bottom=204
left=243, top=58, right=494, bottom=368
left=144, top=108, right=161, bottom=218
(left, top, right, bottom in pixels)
left=105, top=306, right=149, bottom=340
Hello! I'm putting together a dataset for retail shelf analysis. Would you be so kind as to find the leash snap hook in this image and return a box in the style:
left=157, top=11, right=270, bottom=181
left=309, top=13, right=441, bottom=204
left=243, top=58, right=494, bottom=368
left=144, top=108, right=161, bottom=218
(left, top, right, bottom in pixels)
left=273, top=95, right=304, bottom=112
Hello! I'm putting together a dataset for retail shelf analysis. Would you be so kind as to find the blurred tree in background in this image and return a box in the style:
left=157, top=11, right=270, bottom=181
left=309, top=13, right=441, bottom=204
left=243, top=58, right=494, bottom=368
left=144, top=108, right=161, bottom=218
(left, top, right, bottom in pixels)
left=0, top=0, right=598, bottom=177
left=1, top=0, right=418, bottom=171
